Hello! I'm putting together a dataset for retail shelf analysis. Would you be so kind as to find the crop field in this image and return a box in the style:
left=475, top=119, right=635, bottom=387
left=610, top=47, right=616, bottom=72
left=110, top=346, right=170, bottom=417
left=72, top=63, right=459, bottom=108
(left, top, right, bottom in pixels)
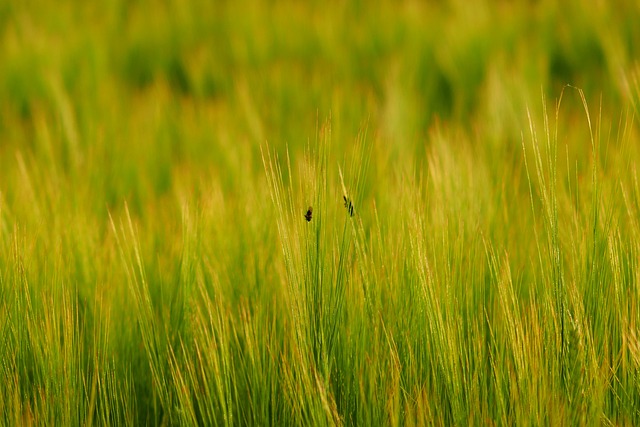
left=2, top=0, right=640, bottom=425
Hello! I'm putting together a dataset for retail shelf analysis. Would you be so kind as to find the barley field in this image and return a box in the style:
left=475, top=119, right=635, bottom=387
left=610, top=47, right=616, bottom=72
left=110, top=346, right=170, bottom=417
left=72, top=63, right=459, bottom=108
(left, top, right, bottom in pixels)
left=1, top=0, right=640, bottom=425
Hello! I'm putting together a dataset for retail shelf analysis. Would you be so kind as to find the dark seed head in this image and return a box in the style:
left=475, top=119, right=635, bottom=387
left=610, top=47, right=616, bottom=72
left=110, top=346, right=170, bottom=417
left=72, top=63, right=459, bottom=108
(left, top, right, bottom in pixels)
left=304, top=207, right=313, bottom=222
left=343, top=195, right=354, bottom=217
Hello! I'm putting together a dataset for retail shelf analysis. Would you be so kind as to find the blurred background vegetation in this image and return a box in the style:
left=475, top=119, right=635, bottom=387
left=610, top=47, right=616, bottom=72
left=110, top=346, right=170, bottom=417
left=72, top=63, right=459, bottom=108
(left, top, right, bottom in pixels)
left=2, top=0, right=639, bottom=211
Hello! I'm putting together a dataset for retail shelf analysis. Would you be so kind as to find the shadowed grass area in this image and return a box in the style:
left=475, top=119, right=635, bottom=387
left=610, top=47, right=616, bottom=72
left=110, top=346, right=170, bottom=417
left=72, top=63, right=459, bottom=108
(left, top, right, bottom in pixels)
left=1, top=0, right=640, bottom=425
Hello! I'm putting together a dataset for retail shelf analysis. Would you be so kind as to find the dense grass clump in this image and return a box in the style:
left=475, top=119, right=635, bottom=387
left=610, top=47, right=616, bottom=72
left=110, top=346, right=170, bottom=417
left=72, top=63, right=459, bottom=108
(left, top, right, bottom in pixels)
left=1, top=0, right=640, bottom=425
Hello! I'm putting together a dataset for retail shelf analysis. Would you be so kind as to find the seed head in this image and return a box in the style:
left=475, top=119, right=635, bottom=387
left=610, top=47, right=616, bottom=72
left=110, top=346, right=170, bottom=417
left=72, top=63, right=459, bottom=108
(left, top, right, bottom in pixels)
left=343, top=195, right=354, bottom=217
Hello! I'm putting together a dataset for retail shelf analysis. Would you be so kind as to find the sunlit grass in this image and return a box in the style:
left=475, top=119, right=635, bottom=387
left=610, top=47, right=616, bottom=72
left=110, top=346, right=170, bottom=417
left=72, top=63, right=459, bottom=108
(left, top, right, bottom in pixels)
left=1, top=0, right=640, bottom=425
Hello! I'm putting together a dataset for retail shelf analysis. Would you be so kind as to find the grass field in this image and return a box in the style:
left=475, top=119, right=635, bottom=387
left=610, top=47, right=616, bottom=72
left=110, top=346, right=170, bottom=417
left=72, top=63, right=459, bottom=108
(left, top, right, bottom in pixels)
left=2, top=0, right=640, bottom=425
